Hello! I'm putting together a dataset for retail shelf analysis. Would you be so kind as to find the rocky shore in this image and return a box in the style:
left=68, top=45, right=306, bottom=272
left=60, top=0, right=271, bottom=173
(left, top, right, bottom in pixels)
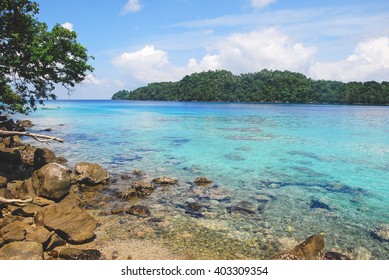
left=2, top=116, right=383, bottom=260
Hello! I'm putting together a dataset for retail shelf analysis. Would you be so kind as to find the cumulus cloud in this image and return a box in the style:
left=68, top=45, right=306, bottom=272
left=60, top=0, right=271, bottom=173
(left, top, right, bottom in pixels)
left=61, top=22, right=74, bottom=31
left=112, top=29, right=316, bottom=84
left=309, top=37, right=389, bottom=81
left=112, top=45, right=185, bottom=83
left=251, top=0, right=276, bottom=9
left=189, top=28, right=316, bottom=74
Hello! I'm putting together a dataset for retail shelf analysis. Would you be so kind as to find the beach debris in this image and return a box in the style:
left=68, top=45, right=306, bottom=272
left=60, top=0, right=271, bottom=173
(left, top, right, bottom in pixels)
left=0, top=130, right=64, bottom=143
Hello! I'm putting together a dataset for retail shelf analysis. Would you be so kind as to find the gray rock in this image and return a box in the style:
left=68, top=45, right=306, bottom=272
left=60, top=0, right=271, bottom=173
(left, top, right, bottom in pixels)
left=152, top=176, right=177, bottom=185
left=31, top=163, right=71, bottom=201
left=370, top=224, right=389, bottom=242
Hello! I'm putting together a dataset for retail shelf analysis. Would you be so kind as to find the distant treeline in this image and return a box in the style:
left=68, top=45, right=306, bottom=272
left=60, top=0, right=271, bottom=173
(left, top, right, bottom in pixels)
left=112, top=69, right=389, bottom=105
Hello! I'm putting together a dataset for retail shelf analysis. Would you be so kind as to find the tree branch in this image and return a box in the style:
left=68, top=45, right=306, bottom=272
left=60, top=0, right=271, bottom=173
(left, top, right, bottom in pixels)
left=0, top=130, right=64, bottom=143
left=0, top=196, right=33, bottom=206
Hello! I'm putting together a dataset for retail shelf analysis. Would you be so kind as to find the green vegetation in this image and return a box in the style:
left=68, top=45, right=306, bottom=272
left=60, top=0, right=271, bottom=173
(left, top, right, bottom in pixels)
left=0, top=0, right=93, bottom=114
left=112, top=69, right=388, bottom=105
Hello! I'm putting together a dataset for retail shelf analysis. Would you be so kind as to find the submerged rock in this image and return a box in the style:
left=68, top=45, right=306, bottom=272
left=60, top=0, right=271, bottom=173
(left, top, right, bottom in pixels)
left=277, top=234, right=325, bottom=260
left=131, top=181, right=156, bottom=197
left=370, top=224, right=389, bottom=242
left=152, top=176, right=177, bottom=185
left=57, top=248, right=102, bottom=260
left=310, top=199, right=331, bottom=210
left=194, top=177, right=213, bottom=186
left=0, top=241, right=43, bottom=260
left=74, top=162, right=110, bottom=185
left=126, top=205, right=151, bottom=218
left=31, top=163, right=71, bottom=201
left=324, top=251, right=351, bottom=260
left=228, top=201, right=258, bottom=215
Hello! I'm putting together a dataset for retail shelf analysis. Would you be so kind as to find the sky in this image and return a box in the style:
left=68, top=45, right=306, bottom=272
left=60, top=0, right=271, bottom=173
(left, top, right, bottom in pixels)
left=35, top=0, right=389, bottom=99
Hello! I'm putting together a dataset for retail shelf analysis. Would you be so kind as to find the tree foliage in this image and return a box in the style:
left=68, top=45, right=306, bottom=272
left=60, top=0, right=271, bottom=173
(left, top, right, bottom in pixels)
left=112, top=69, right=388, bottom=105
left=0, top=0, right=93, bottom=113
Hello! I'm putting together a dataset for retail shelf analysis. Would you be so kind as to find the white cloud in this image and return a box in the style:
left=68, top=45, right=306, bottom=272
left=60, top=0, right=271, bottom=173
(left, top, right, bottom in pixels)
left=112, top=45, right=185, bottom=83
left=251, top=0, right=276, bottom=9
left=309, top=37, right=389, bottom=81
left=189, top=28, right=316, bottom=74
left=112, top=29, right=316, bottom=84
left=122, top=0, right=143, bottom=14
left=61, top=22, right=74, bottom=31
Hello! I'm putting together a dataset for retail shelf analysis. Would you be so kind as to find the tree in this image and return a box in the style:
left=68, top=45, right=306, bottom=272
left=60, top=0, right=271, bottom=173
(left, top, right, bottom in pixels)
left=0, top=0, right=93, bottom=114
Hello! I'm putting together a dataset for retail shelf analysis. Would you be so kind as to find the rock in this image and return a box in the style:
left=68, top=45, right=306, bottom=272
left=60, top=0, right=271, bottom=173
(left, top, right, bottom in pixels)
left=0, top=146, right=21, bottom=165
left=131, top=181, right=156, bottom=197
left=192, top=185, right=231, bottom=201
left=0, top=241, right=43, bottom=260
left=25, top=225, right=52, bottom=245
left=1, top=221, right=30, bottom=242
left=34, top=148, right=56, bottom=169
left=58, top=248, right=102, bottom=260
left=111, top=206, right=125, bottom=214
left=31, top=163, right=71, bottom=201
left=277, top=234, right=325, bottom=260
left=16, top=119, right=33, bottom=128
left=187, top=202, right=203, bottom=212
left=20, top=204, right=42, bottom=217
left=0, top=188, right=11, bottom=199
left=0, top=119, right=24, bottom=131
left=152, top=176, right=177, bottom=185
left=310, top=199, right=331, bottom=210
left=43, top=128, right=53, bottom=132
left=3, top=135, right=24, bottom=148
left=194, top=177, right=213, bottom=186
left=45, top=233, right=67, bottom=251
left=20, top=178, right=38, bottom=198
left=0, top=176, right=7, bottom=188
left=32, top=196, right=56, bottom=207
left=38, top=198, right=97, bottom=244
left=19, top=144, right=37, bottom=166
left=370, top=224, right=389, bottom=242
left=228, top=201, right=258, bottom=215
left=120, top=174, right=131, bottom=180
left=133, top=169, right=143, bottom=176
left=324, top=251, right=351, bottom=260
left=55, top=156, right=68, bottom=164
left=74, top=162, right=110, bottom=185
left=126, top=205, right=151, bottom=218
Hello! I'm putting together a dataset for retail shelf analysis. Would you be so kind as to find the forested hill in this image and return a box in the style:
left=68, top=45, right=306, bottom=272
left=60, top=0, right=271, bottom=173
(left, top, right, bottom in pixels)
left=112, top=69, right=389, bottom=105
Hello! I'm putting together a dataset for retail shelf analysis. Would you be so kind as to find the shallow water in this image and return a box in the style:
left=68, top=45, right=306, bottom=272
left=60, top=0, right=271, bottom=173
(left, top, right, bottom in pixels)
left=23, top=100, right=389, bottom=259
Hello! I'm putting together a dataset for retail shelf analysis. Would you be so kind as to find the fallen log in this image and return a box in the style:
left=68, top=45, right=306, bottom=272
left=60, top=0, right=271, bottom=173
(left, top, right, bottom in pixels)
left=0, top=130, right=64, bottom=143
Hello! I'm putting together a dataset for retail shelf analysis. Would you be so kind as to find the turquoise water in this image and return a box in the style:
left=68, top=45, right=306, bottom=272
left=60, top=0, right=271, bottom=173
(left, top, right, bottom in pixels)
left=25, top=100, right=389, bottom=258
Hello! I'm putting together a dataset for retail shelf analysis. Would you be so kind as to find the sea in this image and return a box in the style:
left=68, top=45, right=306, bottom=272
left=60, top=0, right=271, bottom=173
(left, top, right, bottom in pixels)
left=20, top=100, right=389, bottom=259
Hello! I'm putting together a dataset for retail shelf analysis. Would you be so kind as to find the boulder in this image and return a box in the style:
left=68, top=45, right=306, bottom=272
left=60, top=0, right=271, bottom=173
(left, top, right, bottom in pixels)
left=16, top=119, right=33, bottom=128
left=3, top=135, right=24, bottom=148
left=126, top=205, right=151, bottom=218
left=74, top=162, right=110, bottom=185
left=34, top=148, right=56, bottom=169
left=18, top=144, right=37, bottom=166
left=277, top=234, right=325, bottom=260
left=0, top=146, right=21, bottom=165
left=1, top=221, right=30, bottom=242
left=0, top=176, right=7, bottom=188
left=152, top=176, right=177, bottom=185
left=194, top=177, right=213, bottom=186
left=31, top=163, right=71, bottom=201
left=57, top=248, right=102, bottom=260
left=45, top=233, right=66, bottom=251
left=37, top=198, right=97, bottom=244
left=0, top=241, right=43, bottom=260
left=370, top=224, right=389, bottom=242
left=0, top=119, right=24, bottom=131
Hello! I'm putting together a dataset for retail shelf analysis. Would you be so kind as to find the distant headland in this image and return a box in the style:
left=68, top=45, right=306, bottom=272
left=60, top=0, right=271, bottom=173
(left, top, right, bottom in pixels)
left=112, top=69, right=388, bottom=105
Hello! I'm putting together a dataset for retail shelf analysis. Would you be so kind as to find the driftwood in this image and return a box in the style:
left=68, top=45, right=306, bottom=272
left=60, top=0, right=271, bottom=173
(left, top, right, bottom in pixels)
left=0, top=130, right=64, bottom=143
left=0, top=196, right=33, bottom=206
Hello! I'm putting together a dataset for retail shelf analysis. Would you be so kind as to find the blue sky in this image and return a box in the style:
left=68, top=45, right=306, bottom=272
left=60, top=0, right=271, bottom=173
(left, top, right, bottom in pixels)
left=35, top=0, right=389, bottom=99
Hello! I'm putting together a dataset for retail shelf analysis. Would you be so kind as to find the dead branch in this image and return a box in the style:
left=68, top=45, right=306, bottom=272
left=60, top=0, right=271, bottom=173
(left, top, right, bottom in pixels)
left=0, top=196, right=33, bottom=206
left=0, top=130, right=64, bottom=143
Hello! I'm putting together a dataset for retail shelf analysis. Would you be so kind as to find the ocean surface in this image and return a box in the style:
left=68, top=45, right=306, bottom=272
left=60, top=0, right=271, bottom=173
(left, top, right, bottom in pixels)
left=22, top=100, right=389, bottom=259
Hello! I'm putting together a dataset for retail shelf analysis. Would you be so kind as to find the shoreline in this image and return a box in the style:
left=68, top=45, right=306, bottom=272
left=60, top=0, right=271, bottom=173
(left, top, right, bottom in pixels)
left=1, top=116, right=387, bottom=260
